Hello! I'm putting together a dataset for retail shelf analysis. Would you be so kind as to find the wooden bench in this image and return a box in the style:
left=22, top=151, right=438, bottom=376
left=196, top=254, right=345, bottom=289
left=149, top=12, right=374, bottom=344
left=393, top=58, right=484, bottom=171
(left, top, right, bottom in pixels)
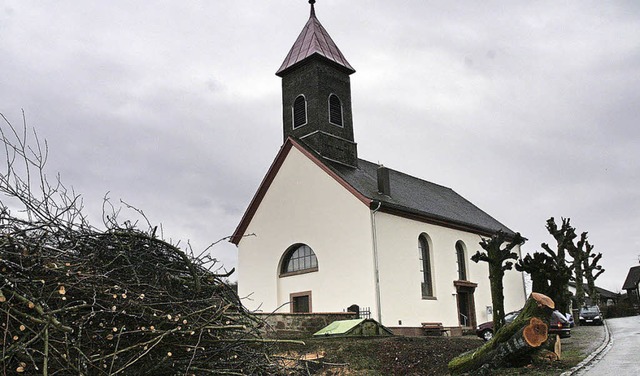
left=421, top=322, right=448, bottom=336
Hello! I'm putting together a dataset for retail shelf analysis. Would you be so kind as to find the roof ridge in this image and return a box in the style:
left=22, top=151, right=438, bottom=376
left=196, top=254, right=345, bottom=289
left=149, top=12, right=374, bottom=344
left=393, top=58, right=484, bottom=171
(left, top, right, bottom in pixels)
left=358, top=158, right=454, bottom=191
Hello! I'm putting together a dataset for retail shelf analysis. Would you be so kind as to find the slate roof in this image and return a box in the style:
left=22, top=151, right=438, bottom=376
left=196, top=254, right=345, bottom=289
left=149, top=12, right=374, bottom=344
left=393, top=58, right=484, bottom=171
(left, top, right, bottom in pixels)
left=276, top=3, right=355, bottom=76
left=622, top=265, right=640, bottom=290
left=325, top=156, right=516, bottom=237
left=569, top=282, right=619, bottom=299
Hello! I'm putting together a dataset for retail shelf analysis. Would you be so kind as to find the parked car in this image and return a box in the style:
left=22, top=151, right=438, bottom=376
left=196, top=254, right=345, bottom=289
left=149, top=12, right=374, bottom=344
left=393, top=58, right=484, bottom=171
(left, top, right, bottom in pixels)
left=565, top=312, right=575, bottom=328
left=476, top=310, right=519, bottom=341
left=547, top=310, right=572, bottom=338
left=476, top=310, right=571, bottom=341
left=579, top=306, right=603, bottom=325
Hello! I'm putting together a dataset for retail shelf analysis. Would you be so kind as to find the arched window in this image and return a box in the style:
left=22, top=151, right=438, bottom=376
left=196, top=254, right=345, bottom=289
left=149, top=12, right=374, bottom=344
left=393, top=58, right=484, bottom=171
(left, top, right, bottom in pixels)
left=280, top=244, right=318, bottom=276
left=292, top=95, right=307, bottom=129
left=456, top=241, right=467, bottom=281
left=328, top=94, right=343, bottom=126
left=419, top=234, right=434, bottom=298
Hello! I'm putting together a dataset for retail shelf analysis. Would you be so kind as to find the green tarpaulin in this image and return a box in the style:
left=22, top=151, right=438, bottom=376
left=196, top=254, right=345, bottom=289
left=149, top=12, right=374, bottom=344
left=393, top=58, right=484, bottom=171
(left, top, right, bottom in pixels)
left=313, top=318, right=393, bottom=337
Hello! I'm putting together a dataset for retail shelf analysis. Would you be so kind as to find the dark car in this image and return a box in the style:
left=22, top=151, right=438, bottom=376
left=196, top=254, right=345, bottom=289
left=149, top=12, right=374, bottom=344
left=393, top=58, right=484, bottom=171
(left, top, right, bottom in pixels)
left=476, top=310, right=571, bottom=341
left=579, top=306, right=603, bottom=325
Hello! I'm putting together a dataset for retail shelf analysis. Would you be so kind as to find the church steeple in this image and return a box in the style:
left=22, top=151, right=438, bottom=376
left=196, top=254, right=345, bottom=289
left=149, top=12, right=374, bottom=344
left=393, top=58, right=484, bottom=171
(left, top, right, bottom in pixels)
left=276, top=1, right=358, bottom=167
left=276, top=1, right=355, bottom=77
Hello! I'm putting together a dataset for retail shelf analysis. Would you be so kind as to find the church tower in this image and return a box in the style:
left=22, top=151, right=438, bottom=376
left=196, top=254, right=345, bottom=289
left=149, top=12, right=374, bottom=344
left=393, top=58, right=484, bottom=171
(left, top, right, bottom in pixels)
left=276, top=1, right=358, bottom=167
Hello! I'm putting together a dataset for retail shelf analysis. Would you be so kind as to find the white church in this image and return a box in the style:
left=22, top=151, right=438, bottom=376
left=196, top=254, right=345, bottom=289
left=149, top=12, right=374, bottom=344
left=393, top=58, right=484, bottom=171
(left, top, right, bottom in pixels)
left=231, top=2, right=526, bottom=335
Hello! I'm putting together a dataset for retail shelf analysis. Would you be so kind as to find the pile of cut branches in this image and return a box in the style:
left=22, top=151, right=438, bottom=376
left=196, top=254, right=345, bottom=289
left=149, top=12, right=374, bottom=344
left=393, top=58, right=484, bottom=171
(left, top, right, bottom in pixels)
left=0, top=115, right=299, bottom=375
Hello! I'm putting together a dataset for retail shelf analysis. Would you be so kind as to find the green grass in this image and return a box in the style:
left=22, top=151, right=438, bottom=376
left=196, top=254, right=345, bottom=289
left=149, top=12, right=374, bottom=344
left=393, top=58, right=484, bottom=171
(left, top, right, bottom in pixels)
left=271, top=324, right=604, bottom=375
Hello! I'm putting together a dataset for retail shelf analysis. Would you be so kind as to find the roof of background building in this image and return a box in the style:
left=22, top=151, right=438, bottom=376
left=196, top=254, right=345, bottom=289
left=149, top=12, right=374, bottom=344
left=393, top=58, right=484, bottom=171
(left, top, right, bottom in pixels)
left=569, top=282, right=619, bottom=299
left=622, top=265, right=640, bottom=290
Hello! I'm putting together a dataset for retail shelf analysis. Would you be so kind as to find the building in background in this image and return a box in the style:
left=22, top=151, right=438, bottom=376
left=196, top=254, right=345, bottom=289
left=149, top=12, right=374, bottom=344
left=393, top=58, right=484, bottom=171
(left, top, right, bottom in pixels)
left=622, top=265, right=640, bottom=306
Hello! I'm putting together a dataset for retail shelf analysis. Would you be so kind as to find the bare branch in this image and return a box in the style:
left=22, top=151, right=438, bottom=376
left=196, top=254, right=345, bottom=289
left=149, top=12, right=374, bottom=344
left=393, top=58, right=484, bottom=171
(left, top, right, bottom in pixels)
left=0, top=114, right=299, bottom=375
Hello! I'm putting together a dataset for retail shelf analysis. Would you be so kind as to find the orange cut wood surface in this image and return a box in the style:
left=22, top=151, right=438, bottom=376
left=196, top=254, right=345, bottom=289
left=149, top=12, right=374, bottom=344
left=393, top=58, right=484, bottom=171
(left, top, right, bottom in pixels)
left=523, top=317, right=548, bottom=347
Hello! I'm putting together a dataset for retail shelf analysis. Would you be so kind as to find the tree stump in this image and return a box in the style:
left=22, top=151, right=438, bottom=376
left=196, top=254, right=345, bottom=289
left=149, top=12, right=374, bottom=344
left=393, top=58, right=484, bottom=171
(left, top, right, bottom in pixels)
left=535, top=334, right=562, bottom=362
left=448, top=293, right=556, bottom=375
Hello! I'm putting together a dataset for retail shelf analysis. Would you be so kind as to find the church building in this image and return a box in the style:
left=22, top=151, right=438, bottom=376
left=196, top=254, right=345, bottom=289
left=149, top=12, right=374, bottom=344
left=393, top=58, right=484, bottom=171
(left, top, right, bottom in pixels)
left=231, top=1, right=526, bottom=334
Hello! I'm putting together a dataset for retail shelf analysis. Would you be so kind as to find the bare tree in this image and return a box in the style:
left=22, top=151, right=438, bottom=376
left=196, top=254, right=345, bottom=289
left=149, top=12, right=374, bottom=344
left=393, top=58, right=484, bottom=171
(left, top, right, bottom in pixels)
left=568, top=232, right=590, bottom=309
left=471, top=230, right=527, bottom=332
left=517, top=218, right=605, bottom=313
left=515, top=252, right=554, bottom=295
left=582, top=240, right=605, bottom=305
left=539, top=217, right=574, bottom=314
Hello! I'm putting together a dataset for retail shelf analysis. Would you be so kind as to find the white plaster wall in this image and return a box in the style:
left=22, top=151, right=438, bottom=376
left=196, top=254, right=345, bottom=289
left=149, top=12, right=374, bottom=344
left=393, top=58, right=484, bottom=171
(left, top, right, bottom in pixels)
left=236, top=147, right=526, bottom=324
left=237, top=147, right=376, bottom=314
left=373, top=212, right=526, bottom=327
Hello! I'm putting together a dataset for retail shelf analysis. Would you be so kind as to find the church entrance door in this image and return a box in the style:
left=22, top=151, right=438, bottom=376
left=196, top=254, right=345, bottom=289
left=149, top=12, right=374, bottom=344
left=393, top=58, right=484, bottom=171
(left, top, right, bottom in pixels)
left=454, top=280, right=478, bottom=328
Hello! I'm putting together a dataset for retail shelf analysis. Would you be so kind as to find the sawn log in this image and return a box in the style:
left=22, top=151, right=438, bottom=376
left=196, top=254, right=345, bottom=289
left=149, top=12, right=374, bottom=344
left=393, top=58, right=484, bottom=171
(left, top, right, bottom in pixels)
left=448, top=292, right=556, bottom=375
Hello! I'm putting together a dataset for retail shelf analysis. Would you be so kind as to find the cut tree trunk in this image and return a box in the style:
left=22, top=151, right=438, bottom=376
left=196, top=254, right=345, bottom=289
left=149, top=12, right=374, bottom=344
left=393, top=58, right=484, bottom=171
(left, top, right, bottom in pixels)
left=534, top=334, right=562, bottom=362
left=448, top=293, right=556, bottom=375
left=553, top=334, right=562, bottom=359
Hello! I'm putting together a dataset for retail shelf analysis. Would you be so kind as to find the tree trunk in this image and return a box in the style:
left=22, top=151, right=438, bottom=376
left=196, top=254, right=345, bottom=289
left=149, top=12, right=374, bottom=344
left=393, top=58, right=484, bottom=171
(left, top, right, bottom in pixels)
left=448, top=293, right=555, bottom=375
left=574, top=263, right=585, bottom=308
left=550, top=334, right=562, bottom=360
left=489, top=268, right=507, bottom=332
left=533, top=334, right=562, bottom=362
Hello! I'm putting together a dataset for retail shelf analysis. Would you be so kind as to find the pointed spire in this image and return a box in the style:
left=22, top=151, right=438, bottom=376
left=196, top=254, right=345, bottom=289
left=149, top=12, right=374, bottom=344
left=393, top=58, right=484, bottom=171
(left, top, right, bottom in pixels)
left=310, top=0, right=316, bottom=18
left=276, top=1, right=355, bottom=76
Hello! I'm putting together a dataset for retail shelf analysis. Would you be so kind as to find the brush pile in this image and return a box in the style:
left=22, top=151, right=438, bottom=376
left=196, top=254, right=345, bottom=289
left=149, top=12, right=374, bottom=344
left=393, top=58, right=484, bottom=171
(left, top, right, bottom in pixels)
left=0, top=115, right=295, bottom=375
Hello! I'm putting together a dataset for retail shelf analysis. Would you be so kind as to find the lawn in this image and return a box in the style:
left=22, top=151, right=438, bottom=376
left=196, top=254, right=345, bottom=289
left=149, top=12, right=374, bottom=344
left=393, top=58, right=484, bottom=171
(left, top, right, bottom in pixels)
left=272, top=324, right=603, bottom=375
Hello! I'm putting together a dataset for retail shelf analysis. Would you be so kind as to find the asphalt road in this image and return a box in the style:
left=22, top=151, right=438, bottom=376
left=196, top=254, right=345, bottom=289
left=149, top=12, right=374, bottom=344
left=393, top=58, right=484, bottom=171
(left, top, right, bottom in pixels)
left=580, top=315, right=640, bottom=375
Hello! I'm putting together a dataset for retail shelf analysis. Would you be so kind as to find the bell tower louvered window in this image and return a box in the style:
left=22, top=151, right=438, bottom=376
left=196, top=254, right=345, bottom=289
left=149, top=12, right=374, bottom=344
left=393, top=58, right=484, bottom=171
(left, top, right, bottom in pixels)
left=328, top=94, right=343, bottom=126
left=292, top=95, right=307, bottom=129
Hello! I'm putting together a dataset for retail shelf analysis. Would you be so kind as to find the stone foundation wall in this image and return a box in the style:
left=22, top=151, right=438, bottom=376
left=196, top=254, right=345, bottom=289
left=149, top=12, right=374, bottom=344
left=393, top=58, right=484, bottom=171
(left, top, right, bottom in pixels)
left=256, top=312, right=357, bottom=338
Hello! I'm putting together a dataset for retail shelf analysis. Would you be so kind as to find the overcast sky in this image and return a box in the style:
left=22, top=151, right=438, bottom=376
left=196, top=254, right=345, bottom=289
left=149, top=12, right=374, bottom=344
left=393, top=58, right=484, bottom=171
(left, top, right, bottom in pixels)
left=2, top=1, right=639, bottom=293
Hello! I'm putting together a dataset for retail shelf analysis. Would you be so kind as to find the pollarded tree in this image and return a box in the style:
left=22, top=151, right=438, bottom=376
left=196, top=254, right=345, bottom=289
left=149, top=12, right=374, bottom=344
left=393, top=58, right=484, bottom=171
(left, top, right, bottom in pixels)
left=515, top=252, right=555, bottom=295
left=582, top=241, right=605, bottom=305
left=540, top=217, right=575, bottom=314
left=518, top=219, right=605, bottom=312
left=471, top=230, right=527, bottom=332
left=568, top=232, right=590, bottom=309
left=569, top=231, right=604, bottom=308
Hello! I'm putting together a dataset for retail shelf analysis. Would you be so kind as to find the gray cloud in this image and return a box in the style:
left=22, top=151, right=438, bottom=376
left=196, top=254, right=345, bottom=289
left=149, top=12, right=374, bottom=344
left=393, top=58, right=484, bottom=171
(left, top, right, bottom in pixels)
left=1, top=1, right=638, bottom=291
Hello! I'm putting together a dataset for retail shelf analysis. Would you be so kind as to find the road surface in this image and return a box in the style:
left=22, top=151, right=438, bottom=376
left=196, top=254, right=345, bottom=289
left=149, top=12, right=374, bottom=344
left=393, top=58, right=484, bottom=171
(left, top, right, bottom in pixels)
left=580, top=315, right=640, bottom=375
